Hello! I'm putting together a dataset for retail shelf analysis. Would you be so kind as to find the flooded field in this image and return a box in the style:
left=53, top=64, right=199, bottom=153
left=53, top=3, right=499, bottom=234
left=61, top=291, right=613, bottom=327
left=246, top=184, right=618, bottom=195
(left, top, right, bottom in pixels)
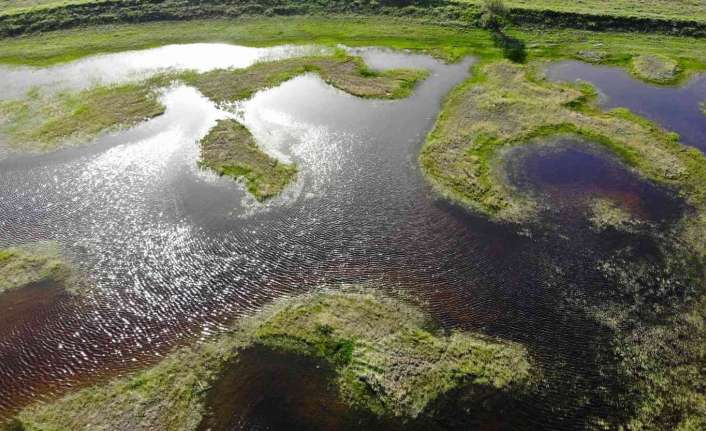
left=0, top=45, right=704, bottom=429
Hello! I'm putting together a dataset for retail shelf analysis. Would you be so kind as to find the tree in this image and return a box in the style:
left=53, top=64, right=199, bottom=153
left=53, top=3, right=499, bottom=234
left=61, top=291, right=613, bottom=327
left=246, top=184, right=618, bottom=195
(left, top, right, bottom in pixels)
left=479, top=0, right=509, bottom=32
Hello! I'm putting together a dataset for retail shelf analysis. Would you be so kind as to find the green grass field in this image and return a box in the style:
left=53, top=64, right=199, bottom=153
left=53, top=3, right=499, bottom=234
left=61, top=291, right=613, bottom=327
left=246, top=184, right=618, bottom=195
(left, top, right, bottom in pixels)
left=3, top=0, right=706, bottom=24
left=0, top=0, right=95, bottom=15
left=0, top=16, right=705, bottom=77
left=468, top=0, right=706, bottom=23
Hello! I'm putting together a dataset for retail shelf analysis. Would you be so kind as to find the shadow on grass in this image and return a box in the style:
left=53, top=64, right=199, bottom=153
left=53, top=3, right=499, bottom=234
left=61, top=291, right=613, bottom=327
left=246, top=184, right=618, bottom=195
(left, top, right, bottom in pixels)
left=492, top=31, right=527, bottom=63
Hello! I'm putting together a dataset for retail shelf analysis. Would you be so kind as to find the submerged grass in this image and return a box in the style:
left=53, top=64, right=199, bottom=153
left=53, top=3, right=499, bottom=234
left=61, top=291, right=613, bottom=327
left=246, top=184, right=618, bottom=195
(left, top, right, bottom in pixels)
left=0, top=242, right=73, bottom=294
left=8, top=288, right=533, bottom=429
left=199, top=119, right=297, bottom=201
left=587, top=198, right=642, bottom=233
left=0, top=83, right=164, bottom=152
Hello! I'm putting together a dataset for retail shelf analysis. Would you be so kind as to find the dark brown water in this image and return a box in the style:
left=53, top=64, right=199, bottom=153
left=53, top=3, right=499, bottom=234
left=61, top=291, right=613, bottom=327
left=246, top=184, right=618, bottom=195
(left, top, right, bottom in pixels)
left=0, top=47, right=702, bottom=429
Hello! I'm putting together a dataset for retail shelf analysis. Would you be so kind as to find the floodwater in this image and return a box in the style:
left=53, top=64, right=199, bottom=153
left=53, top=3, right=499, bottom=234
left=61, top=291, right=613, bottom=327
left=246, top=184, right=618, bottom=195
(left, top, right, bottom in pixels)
left=546, top=60, right=706, bottom=151
left=0, top=46, right=702, bottom=429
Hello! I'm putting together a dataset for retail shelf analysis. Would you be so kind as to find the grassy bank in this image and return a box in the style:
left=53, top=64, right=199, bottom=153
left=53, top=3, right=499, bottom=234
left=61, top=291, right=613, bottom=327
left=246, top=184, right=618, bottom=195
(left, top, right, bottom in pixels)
left=2, top=0, right=706, bottom=38
left=7, top=288, right=533, bottom=429
left=0, top=83, right=165, bottom=153
left=182, top=54, right=429, bottom=103
left=7, top=0, right=706, bottom=22
left=0, top=242, right=74, bottom=294
left=1, top=16, right=705, bottom=84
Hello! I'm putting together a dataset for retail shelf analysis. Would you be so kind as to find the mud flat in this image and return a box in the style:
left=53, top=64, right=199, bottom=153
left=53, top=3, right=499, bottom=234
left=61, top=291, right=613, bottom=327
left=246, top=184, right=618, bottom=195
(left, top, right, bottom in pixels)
left=6, top=289, right=533, bottom=430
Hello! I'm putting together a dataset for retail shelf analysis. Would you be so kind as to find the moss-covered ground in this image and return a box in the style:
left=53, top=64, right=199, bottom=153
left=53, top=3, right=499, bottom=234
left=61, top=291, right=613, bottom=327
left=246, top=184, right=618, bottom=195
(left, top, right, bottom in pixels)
left=0, top=242, right=73, bottom=294
left=630, top=54, right=680, bottom=84
left=0, top=83, right=165, bottom=152
left=7, top=288, right=532, bottom=430
left=198, top=119, right=297, bottom=201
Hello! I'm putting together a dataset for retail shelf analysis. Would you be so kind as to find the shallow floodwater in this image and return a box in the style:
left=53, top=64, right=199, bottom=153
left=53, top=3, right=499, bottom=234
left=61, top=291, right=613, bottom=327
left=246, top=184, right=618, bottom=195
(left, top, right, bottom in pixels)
left=546, top=61, right=706, bottom=150
left=0, top=46, right=696, bottom=429
left=0, top=43, right=330, bottom=99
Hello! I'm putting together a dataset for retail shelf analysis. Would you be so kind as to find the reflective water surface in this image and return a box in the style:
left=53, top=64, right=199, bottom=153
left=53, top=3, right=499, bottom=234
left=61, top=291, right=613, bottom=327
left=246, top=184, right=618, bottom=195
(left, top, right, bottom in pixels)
left=546, top=60, right=706, bottom=150
left=0, top=46, right=703, bottom=429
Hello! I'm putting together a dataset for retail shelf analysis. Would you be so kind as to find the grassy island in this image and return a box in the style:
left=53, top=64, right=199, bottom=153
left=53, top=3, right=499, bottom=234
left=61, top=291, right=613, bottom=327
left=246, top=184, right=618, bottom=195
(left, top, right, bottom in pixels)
left=198, top=119, right=297, bottom=201
left=0, top=242, right=74, bottom=294
left=630, top=54, right=680, bottom=84
left=6, top=289, right=532, bottom=430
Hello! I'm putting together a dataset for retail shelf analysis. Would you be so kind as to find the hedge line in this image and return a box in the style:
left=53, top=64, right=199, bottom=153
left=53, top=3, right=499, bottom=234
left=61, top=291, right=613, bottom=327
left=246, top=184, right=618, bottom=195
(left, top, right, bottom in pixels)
left=1, top=0, right=705, bottom=38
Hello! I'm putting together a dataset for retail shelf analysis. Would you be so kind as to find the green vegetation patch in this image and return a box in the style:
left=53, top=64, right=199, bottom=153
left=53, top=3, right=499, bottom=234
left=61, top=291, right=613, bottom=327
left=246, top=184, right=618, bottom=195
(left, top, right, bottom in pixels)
left=630, top=54, right=680, bottom=84
left=182, top=54, right=429, bottom=104
left=575, top=49, right=608, bottom=63
left=199, top=119, right=297, bottom=201
left=188, top=54, right=426, bottom=199
left=0, top=242, right=73, bottom=294
left=9, top=288, right=533, bottom=429
left=255, top=289, right=532, bottom=417
left=466, top=0, right=706, bottom=25
left=0, top=83, right=165, bottom=153
left=420, top=60, right=706, bottom=224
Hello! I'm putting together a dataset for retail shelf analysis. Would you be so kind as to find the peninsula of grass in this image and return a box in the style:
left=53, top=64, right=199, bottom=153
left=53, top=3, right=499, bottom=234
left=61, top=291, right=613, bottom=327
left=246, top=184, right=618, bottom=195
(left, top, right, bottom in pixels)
left=181, top=54, right=429, bottom=104
left=0, top=242, right=73, bottom=294
left=199, top=119, right=297, bottom=201
left=7, top=288, right=533, bottom=430
left=420, top=60, right=706, bottom=225
left=630, top=54, right=680, bottom=84
left=0, top=83, right=165, bottom=153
